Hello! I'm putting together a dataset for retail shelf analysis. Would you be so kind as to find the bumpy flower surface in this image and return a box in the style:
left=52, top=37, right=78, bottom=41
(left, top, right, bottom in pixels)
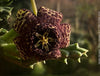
left=37, top=6, right=63, bottom=25
left=13, top=9, right=37, bottom=35
left=13, top=6, right=71, bottom=61
left=60, top=24, right=71, bottom=48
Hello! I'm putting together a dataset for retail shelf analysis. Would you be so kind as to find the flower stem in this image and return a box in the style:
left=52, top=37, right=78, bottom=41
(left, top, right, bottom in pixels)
left=1, top=43, right=18, bottom=53
left=60, top=43, right=88, bottom=64
left=31, top=0, right=37, bottom=16
left=0, top=29, right=19, bottom=43
left=0, top=29, right=19, bottom=58
left=61, top=43, right=88, bottom=52
left=60, top=43, right=88, bottom=62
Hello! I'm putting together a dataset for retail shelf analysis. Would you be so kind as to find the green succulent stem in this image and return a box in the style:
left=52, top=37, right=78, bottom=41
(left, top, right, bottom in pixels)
left=60, top=43, right=88, bottom=63
left=61, top=43, right=88, bottom=53
left=31, top=0, right=37, bottom=16
left=0, top=29, right=19, bottom=43
left=0, top=29, right=19, bottom=48
left=0, top=29, right=19, bottom=61
left=1, top=43, right=18, bottom=53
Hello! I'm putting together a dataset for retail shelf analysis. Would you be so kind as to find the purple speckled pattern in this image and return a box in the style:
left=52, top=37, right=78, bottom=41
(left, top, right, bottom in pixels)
left=37, top=6, right=63, bottom=25
left=60, top=24, right=71, bottom=48
left=13, top=6, right=71, bottom=61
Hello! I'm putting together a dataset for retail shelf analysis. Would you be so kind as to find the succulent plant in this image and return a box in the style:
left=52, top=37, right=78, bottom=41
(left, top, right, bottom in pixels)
left=13, top=6, right=71, bottom=62
left=0, top=0, right=88, bottom=68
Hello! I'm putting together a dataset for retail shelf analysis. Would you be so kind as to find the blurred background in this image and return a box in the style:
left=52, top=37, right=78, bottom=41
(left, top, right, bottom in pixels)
left=0, top=0, right=99, bottom=76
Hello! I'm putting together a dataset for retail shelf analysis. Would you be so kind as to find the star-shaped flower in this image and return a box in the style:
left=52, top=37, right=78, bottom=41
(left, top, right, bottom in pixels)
left=13, top=6, right=71, bottom=61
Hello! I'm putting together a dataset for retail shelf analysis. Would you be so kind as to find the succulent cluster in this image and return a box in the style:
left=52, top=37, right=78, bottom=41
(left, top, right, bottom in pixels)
left=13, top=6, right=71, bottom=62
left=60, top=43, right=88, bottom=63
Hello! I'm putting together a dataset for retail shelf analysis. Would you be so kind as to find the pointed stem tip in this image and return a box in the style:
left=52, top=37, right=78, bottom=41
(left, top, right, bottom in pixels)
left=31, top=0, right=37, bottom=16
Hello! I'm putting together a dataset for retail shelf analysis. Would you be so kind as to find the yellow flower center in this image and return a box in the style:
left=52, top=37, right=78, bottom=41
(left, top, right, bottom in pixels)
left=35, top=31, right=54, bottom=51
left=42, top=36, right=48, bottom=45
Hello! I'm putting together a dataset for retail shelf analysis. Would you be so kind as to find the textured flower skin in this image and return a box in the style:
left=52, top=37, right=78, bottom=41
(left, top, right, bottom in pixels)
left=60, top=24, right=71, bottom=48
left=13, top=6, right=71, bottom=61
left=37, top=6, right=63, bottom=25
left=13, top=9, right=37, bottom=35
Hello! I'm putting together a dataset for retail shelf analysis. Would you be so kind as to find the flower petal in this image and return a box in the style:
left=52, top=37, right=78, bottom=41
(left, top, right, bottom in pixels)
left=13, top=9, right=37, bottom=35
left=60, top=24, right=71, bottom=48
left=37, top=6, right=63, bottom=25
left=30, top=49, right=61, bottom=61
left=14, top=32, right=35, bottom=60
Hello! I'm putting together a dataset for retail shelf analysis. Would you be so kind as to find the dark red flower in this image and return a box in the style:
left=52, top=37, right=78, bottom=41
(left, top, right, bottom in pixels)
left=13, top=6, right=71, bottom=61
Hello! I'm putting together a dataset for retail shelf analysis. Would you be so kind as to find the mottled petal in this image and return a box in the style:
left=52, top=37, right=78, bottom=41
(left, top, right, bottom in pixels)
left=37, top=6, right=63, bottom=25
left=13, top=9, right=37, bottom=35
left=32, top=49, right=61, bottom=61
left=14, top=32, right=35, bottom=60
left=60, top=24, right=71, bottom=48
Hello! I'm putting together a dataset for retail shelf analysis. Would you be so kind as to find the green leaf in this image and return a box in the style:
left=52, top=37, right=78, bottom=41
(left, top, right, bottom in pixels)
left=0, top=0, right=14, bottom=6
left=0, top=7, right=13, bottom=20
